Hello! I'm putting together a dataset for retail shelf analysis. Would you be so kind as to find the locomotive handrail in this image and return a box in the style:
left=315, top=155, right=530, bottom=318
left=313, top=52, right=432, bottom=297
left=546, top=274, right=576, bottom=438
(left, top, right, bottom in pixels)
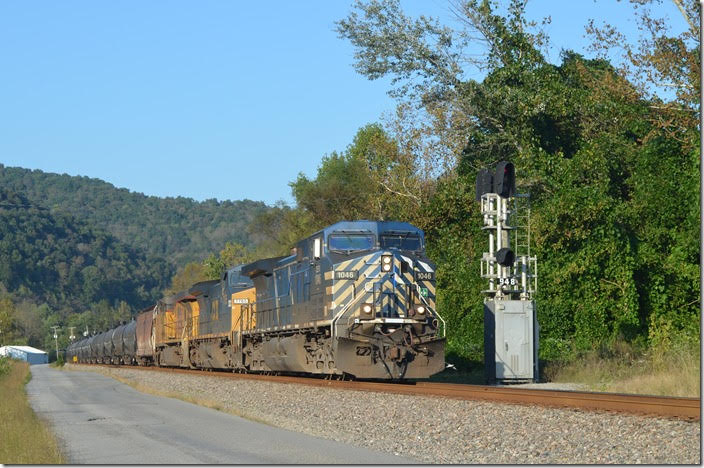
left=414, top=282, right=446, bottom=338
left=330, top=290, right=368, bottom=344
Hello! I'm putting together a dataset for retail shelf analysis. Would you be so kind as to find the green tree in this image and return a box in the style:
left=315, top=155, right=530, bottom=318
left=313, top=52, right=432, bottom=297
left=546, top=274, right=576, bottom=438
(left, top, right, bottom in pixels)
left=14, top=300, right=45, bottom=347
left=167, top=262, right=209, bottom=295
left=255, top=124, right=414, bottom=256
left=586, top=0, right=700, bottom=148
left=248, top=201, right=316, bottom=257
left=291, top=150, right=373, bottom=227
left=0, top=295, right=24, bottom=345
left=203, top=242, right=255, bottom=280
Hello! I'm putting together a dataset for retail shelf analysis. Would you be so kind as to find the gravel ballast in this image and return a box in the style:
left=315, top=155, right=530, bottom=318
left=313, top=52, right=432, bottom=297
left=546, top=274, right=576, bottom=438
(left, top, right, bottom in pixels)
left=67, top=365, right=700, bottom=464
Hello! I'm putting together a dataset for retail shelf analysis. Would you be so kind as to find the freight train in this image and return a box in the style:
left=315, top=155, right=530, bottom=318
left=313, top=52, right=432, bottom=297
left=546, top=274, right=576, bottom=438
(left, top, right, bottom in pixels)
left=66, top=220, right=446, bottom=379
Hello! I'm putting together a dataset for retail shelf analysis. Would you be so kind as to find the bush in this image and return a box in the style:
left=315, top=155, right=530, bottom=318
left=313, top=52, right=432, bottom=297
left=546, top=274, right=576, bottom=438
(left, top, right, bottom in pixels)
left=0, top=356, right=9, bottom=377
left=538, top=337, right=574, bottom=362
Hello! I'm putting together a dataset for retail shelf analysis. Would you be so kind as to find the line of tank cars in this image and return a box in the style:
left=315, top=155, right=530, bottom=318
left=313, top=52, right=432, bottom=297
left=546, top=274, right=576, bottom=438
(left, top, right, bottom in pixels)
left=66, top=221, right=446, bottom=379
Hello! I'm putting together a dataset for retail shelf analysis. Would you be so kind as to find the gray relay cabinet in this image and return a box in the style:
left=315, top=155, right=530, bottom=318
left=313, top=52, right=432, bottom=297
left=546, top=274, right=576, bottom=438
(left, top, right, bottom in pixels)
left=484, top=300, right=539, bottom=382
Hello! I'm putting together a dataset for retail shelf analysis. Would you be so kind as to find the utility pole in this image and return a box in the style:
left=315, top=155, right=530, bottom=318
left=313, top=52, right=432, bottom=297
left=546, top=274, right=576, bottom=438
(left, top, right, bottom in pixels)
left=699, top=6, right=704, bottom=340
left=51, top=326, right=60, bottom=362
left=68, top=327, right=76, bottom=342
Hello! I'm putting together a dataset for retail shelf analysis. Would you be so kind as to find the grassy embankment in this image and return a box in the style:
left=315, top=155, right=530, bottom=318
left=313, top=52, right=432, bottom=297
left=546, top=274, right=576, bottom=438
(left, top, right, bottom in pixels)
left=0, top=357, right=65, bottom=464
left=431, top=341, right=699, bottom=397
left=545, top=342, right=700, bottom=397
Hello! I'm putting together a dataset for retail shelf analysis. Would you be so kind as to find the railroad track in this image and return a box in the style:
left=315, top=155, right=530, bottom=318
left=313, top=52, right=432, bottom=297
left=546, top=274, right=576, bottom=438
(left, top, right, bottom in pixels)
left=89, top=364, right=700, bottom=421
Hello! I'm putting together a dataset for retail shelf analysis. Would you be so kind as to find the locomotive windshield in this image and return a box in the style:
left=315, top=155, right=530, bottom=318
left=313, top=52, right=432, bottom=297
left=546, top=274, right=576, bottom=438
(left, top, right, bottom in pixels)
left=328, top=234, right=375, bottom=252
left=227, top=267, right=252, bottom=288
left=380, top=232, right=422, bottom=251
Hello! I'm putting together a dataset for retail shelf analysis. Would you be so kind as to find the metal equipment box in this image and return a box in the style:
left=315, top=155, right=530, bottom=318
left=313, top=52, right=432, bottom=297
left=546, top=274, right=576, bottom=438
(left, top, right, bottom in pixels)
left=484, top=300, right=539, bottom=383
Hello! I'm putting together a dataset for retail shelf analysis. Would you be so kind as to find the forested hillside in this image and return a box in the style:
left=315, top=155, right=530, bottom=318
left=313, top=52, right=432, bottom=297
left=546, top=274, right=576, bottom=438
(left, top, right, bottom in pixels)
left=0, top=165, right=271, bottom=267
left=0, top=166, right=276, bottom=353
left=0, top=187, right=172, bottom=350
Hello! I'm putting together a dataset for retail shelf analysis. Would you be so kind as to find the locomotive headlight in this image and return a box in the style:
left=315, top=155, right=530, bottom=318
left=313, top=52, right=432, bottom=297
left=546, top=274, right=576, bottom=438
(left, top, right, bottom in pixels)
left=381, top=255, right=392, bottom=272
left=361, top=303, right=373, bottom=316
left=416, top=305, right=426, bottom=315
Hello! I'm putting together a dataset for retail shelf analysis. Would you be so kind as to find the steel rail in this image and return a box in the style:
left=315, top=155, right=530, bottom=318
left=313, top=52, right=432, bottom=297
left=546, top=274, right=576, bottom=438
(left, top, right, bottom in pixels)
left=86, top=364, right=700, bottom=421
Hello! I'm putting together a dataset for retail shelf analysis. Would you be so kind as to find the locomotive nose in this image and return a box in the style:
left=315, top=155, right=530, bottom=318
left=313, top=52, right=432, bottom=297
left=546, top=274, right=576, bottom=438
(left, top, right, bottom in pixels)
left=376, top=251, right=416, bottom=318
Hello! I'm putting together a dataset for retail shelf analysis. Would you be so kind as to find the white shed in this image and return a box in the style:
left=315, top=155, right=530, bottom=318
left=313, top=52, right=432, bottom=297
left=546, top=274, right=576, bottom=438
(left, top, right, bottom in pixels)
left=0, top=345, right=49, bottom=365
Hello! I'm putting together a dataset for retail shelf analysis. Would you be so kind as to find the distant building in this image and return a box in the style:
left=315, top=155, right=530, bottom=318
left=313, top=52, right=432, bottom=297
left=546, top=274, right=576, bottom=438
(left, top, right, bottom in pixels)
left=0, top=345, right=49, bottom=365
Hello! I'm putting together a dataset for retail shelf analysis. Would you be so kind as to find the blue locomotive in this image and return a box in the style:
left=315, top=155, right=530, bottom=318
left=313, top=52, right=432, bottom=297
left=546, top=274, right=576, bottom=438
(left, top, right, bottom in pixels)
left=241, top=220, right=445, bottom=379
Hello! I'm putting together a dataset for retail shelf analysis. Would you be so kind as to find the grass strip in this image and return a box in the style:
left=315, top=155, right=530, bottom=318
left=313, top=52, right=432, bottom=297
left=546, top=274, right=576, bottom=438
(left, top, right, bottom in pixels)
left=545, top=342, right=700, bottom=397
left=0, top=358, right=65, bottom=464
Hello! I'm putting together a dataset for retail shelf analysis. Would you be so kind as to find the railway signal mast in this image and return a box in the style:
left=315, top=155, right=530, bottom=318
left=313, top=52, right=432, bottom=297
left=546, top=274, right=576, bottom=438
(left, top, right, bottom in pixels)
left=476, top=161, right=539, bottom=383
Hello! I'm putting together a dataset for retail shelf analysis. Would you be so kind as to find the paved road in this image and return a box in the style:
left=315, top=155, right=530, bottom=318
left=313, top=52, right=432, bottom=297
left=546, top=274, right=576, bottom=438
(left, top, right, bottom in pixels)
left=27, top=365, right=414, bottom=464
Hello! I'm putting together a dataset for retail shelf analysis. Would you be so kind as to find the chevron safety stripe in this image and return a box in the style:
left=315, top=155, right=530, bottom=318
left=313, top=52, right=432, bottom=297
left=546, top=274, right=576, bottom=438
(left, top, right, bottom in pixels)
left=328, top=251, right=439, bottom=317
left=333, top=255, right=380, bottom=307
left=331, top=255, right=369, bottom=296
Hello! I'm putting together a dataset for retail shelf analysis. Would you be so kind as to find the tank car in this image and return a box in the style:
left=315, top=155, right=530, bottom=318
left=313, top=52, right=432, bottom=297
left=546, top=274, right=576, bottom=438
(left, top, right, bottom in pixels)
left=65, top=342, right=76, bottom=363
left=109, top=320, right=138, bottom=365
left=104, top=331, right=114, bottom=363
left=111, top=324, right=127, bottom=364
left=90, top=331, right=104, bottom=363
left=121, top=320, right=137, bottom=364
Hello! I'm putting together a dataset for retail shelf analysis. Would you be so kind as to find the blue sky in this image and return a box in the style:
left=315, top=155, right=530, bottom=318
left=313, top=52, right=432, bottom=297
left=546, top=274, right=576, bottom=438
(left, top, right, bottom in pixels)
left=0, top=1, right=687, bottom=206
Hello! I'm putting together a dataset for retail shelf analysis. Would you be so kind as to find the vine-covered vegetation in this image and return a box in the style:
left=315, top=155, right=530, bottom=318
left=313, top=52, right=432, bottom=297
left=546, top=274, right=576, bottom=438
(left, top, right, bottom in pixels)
left=255, top=0, right=700, bottom=365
